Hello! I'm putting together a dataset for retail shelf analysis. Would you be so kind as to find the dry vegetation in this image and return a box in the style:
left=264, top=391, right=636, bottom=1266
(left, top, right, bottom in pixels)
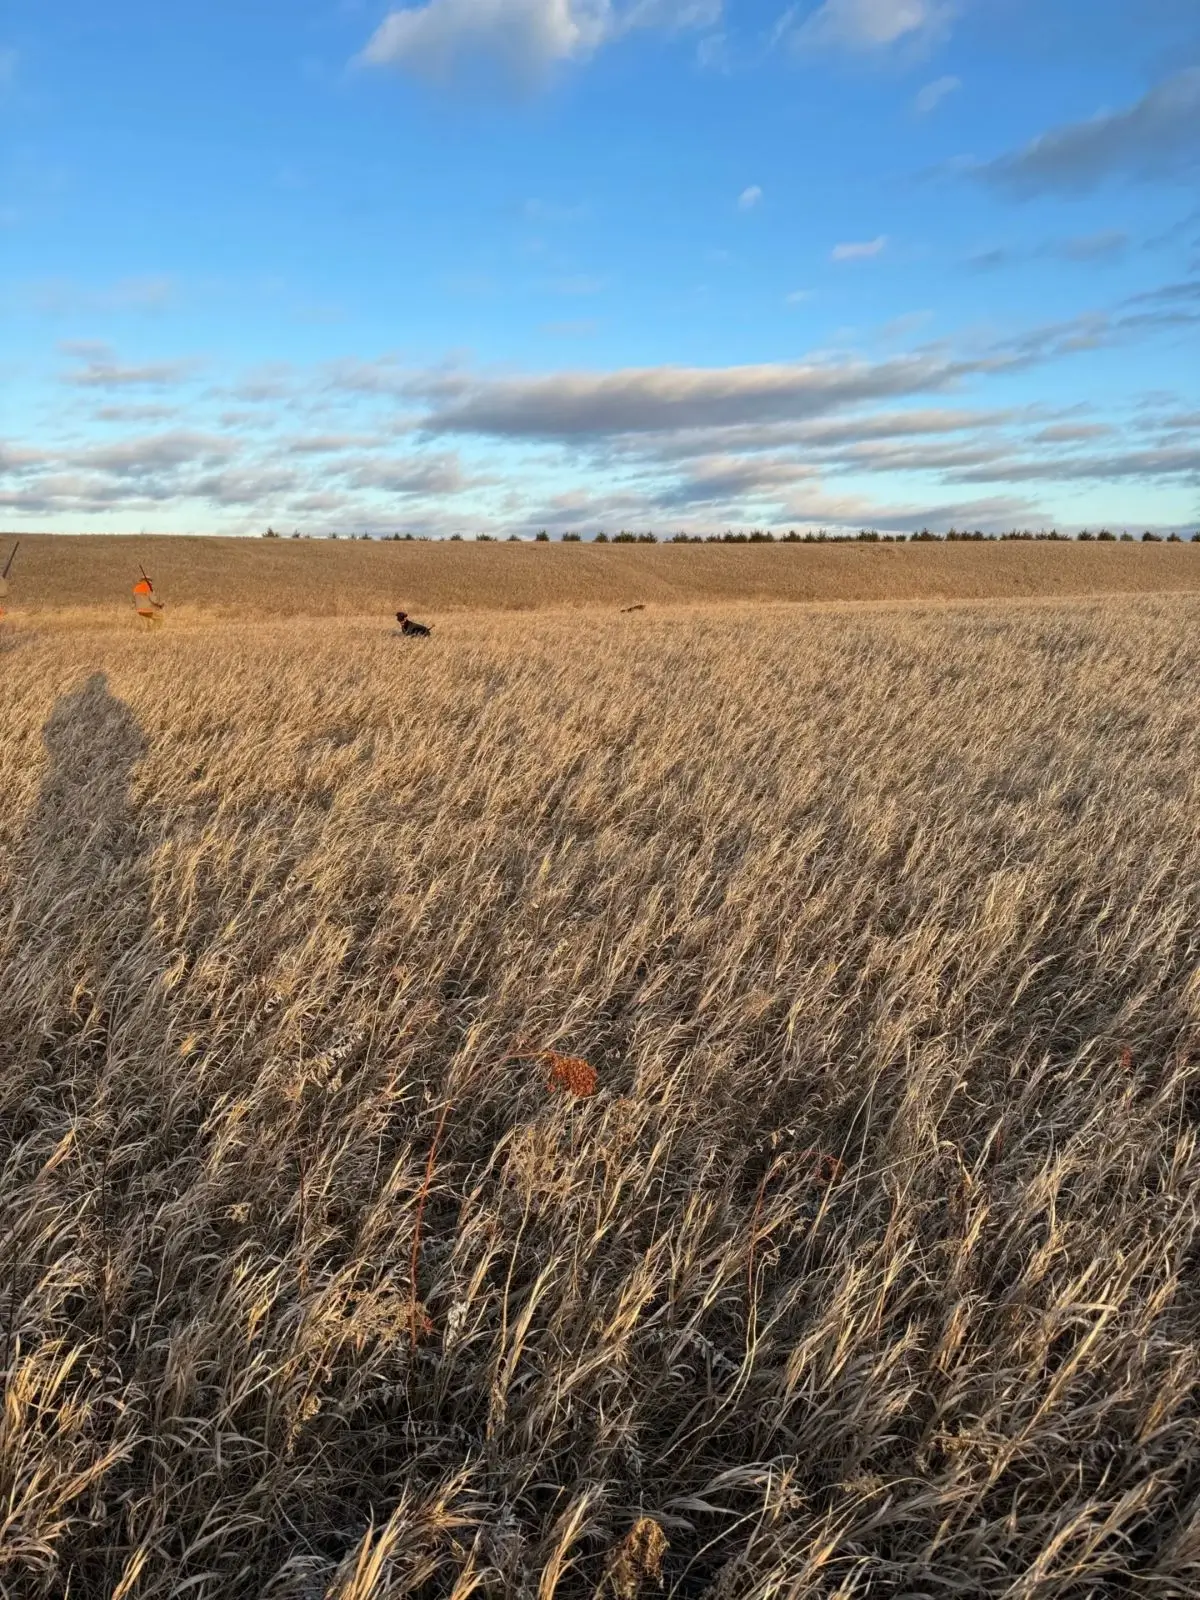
left=4, top=532, right=1200, bottom=617
left=2, top=597, right=1200, bottom=1598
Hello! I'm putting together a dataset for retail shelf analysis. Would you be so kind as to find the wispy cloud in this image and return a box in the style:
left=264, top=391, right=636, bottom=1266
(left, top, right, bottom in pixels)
left=832, top=235, right=888, bottom=261
left=785, top=0, right=957, bottom=55
left=977, top=67, right=1200, bottom=196
left=0, top=417, right=478, bottom=527
left=94, top=403, right=180, bottom=423
left=77, top=431, right=235, bottom=474
left=12, top=274, right=1198, bottom=533
left=29, top=276, right=178, bottom=316
left=544, top=273, right=608, bottom=296
left=1055, top=229, right=1129, bottom=263
left=967, top=231, right=1130, bottom=271
left=402, top=284, right=1200, bottom=455
left=360, top=0, right=610, bottom=85
left=914, top=74, right=960, bottom=115
left=738, top=185, right=763, bottom=211
left=359, top=0, right=721, bottom=89
left=61, top=350, right=197, bottom=389
left=966, top=247, right=1011, bottom=273
left=342, top=452, right=470, bottom=495
left=59, top=339, right=117, bottom=361
left=411, top=350, right=978, bottom=439
left=283, top=434, right=384, bottom=455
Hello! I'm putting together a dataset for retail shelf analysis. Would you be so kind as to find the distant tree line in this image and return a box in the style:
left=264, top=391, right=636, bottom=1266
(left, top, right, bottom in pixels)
left=266, top=526, right=1200, bottom=543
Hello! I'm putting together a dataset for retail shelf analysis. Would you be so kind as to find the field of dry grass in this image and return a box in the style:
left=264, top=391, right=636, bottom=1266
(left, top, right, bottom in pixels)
left=4, top=532, right=1200, bottom=616
left=3, top=597, right=1200, bottom=1598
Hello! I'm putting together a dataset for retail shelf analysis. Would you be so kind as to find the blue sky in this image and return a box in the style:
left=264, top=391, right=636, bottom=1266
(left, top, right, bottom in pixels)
left=2, top=0, right=1198, bottom=535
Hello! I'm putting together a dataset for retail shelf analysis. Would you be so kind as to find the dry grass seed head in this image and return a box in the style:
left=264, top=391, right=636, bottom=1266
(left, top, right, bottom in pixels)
left=599, top=1516, right=670, bottom=1598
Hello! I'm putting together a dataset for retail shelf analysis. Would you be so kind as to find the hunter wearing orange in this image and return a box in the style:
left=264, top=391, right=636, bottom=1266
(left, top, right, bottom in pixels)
left=133, top=572, right=165, bottom=626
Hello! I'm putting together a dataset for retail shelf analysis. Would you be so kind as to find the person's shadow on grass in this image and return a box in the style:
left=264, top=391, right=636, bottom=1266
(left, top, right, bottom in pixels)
left=3, top=672, right=160, bottom=1129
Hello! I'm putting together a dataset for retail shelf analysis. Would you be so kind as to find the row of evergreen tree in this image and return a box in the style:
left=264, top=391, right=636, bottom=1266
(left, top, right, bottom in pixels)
left=265, top=526, right=1199, bottom=544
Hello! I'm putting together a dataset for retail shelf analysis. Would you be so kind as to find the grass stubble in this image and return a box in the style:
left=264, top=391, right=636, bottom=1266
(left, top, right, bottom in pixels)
left=5, top=533, right=1200, bottom=618
left=1, top=598, right=1199, bottom=1598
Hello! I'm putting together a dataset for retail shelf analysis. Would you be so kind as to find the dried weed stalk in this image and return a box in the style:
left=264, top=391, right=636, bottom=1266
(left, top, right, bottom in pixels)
left=598, top=1516, right=669, bottom=1597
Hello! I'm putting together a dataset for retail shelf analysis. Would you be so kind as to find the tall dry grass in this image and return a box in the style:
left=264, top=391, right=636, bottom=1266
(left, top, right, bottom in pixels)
left=1, top=599, right=1199, bottom=1598
left=4, top=532, right=1200, bottom=616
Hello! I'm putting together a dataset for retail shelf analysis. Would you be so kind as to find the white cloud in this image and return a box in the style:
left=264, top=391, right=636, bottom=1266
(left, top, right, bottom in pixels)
left=59, top=339, right=116, bottom=361
left=784, top=288, right=814, bottom=305
left=232, top=364, right=298, bottom=403
left=0, top=47, right=17, bottom=94
left=0, top=443, right=47, bottom=471
left=979, top=68, right=1200, bottom=195
left=409, top=290, right=1194, bottom=447
left=661, top=453, right=820, bottom=506
left=1055, top=230, right=1128, bottom=263
left=29, top=276, right=178, bottom=316
left=361, top=0, right=609, bottom=84
left=695, top=30, right=727, bottom=69
left=61, top=355, right=197, bottom=389
left=360, top=0, right=720, bottom=87
left=831, top=235, right=888, bottom=261
left=77, top=432, right=235, bottom=474
left=94, top=403, right=180, bottom=423
left=914, top=74, right=960, bottom=114
left=413, top=349, right=976, bottom=437
left=738, top=185, right=764, bottom=211
left=190, top=466, right=304, bottom=507
left=789, top=0, right=955, bottom=53
left=11, top=275, right=1198, bottom=533
left=624, top=0, right=720, bottom=25
left=284, top=434, right=384, bottom=455
left=343, top=452, right=469, bottom=495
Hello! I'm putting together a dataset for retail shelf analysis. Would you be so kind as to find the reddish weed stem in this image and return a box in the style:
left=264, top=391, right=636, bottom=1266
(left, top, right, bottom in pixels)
left=409, top=1098, right=453, bottom=1348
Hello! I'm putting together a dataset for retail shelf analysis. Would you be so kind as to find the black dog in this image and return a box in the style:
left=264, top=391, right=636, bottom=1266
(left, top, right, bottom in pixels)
left=396, top=610, right=432, bottom=637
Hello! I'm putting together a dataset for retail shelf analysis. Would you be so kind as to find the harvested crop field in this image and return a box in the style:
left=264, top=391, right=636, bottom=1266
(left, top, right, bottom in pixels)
left=3, top=532, right=1200, bottom=617
left=2, top=596, right=1200, bottom=1598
